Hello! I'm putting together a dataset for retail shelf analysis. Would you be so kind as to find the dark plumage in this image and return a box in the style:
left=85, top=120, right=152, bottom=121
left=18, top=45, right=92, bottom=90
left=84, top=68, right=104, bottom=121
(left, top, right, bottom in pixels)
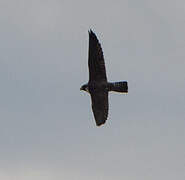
left=80, top=30, right=128, bottom=126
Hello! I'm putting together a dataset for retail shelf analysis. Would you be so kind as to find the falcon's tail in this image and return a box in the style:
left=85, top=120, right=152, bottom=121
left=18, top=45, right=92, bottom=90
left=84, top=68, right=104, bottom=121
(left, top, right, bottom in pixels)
left=108, top=81, right=128, bottom=93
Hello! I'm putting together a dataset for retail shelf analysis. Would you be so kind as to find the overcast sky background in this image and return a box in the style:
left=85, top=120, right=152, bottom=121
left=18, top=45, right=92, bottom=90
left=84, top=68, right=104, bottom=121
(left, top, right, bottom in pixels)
left=0, top=0, right=185, bottom=179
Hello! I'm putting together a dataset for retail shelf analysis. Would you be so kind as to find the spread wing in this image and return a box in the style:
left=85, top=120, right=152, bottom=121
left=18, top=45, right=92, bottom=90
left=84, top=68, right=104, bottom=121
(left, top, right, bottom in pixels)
left=88, top=30, right=107, bottom=82
left=90, top=90, right=108, bottom=126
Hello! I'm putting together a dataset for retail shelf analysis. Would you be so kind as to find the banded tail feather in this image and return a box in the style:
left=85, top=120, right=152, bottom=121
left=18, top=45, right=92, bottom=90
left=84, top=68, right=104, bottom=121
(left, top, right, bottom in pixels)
left=108, top=81, right=128, bottom=93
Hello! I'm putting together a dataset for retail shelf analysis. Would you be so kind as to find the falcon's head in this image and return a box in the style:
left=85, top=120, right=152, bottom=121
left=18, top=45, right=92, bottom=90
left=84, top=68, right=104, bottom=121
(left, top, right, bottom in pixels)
left=80, top=84, right=89, bottom=93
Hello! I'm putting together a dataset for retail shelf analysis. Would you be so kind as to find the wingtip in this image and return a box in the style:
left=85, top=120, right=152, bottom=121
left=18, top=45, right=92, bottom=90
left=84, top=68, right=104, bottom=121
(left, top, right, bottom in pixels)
left=88, top=28, right=95, bottom=35
left=88, top=29, right=98, bottom=41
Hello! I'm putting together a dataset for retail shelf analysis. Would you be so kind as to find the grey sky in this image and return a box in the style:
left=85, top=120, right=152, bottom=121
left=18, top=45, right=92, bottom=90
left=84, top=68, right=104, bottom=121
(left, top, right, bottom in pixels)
left=0, top=0, right=185, bottom=179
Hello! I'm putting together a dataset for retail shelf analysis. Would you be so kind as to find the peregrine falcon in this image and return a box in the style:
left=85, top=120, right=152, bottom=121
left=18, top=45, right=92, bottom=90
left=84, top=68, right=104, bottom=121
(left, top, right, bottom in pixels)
left=80, top=30, right=128, bottom=126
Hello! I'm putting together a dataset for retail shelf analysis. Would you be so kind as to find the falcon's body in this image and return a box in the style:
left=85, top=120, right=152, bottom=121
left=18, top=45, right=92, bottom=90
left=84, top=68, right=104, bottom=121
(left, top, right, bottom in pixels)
left=80, top=30, right=128, bottom=126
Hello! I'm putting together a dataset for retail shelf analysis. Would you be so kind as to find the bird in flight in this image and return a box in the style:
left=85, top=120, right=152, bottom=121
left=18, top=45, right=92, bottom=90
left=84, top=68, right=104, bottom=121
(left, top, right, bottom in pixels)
left=80, top=30, right=128, bottom=126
